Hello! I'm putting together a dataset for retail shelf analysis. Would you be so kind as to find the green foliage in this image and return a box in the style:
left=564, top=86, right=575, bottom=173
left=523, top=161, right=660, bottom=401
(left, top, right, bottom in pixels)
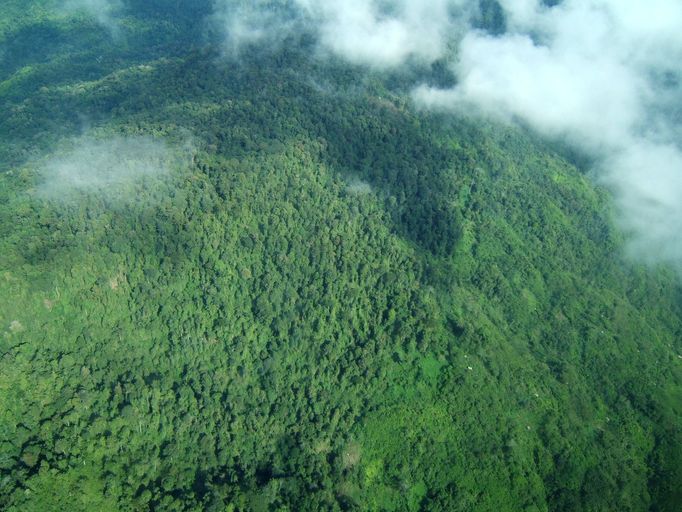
left=0, top=2, right=681, bottom=511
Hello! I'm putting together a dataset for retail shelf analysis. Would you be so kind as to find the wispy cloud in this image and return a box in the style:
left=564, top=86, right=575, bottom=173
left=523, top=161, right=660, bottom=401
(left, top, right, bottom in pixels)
left=61, top=0, right=123, bottom=37
left=209, top=0, right=302, bottom=56
left=293, top=0, right=468, bottom=68
left=36, top=134, right=191, bottom=203
left=211, top=0, right=473, bottom=66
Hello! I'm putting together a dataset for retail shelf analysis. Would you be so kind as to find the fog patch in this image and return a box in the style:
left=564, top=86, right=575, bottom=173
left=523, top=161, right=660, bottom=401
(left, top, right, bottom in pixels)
left=601, top=143, right=682, bottom=270
left=293, top=0, right=469, bottom=68
left=345, top=177, right=373, bottom=195
left=61, top=0, right=123, bottom=37
left=210, top=0, right=475, bottom=66
left=209, top=0, right=301, bottom=57
left=36, top=135, right=190, bottom=203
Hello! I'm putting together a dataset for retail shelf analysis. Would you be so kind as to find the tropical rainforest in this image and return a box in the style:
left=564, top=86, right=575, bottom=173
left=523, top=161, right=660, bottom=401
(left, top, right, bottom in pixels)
left=0, top=1, right=681, bottom=511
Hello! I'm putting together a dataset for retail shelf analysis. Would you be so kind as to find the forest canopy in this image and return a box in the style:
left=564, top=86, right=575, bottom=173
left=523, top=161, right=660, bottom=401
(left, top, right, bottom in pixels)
left=0, top=1, right=681, bottom=511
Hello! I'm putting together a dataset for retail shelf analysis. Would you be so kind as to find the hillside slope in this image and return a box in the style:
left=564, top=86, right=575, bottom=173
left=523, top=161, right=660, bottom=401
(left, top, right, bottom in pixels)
left=1, top=3, right=681, bottom=511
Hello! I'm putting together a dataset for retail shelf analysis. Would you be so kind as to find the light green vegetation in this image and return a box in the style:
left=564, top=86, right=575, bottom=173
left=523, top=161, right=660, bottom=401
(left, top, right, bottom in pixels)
left=0, top=2, right=680, bottom=511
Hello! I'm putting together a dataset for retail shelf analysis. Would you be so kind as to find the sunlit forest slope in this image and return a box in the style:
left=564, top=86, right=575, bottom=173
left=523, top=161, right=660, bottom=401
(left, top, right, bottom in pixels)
left=1, top=1, right=681, bottom=511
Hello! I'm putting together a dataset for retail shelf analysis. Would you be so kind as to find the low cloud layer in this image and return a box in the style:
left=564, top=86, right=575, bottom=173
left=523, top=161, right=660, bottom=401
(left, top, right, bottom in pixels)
left=414, top=0, right=682, bottom=269
left=214, top=0, right=682, bottom=270
left=294, top=0, right=468, bottom=68
left=212, top=0, right=473, bottom=66
left=36, top=135, right=186, bottom=202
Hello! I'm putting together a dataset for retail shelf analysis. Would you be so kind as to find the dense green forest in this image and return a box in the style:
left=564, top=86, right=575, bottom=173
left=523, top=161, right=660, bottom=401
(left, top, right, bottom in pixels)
left=1, top=1, right=681, bottom=511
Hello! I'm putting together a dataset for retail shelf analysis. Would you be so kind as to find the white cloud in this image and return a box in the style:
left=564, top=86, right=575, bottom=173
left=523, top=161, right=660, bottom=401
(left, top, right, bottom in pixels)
left=416, top=31, right=643, bottom=150
left=294, top=0, right=461, bottom=68
left=415, top=0, right=682, bottom=269
left=602, top=143, right=682, bottom=268
left=36, top=135, right=189, bottom=202
left=210, top=0, right=301, bottom=56
left=212, top=0, right=473, bottom=67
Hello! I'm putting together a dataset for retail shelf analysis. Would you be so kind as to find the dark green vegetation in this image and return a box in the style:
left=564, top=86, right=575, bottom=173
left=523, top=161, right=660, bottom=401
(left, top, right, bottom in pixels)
left=1, top=2, right=681, bottom=511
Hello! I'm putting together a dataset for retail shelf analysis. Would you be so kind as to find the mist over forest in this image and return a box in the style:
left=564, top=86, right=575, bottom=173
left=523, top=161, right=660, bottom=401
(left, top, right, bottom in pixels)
left=212, top=0, right=682, bottom=270
left=1, top=1, right=681, bottom=511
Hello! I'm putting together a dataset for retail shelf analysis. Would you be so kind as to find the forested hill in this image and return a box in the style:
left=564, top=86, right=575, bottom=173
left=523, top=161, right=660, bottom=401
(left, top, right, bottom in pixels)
left=1, top=2, right=681, bottom=511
